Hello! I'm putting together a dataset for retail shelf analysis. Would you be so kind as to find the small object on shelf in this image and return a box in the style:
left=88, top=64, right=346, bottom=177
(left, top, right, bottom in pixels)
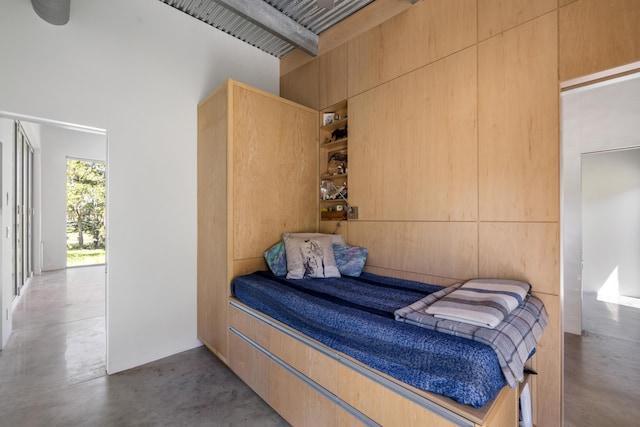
left=327, top=151, right=347, bottom=176
left=321, top=210, right=347, bottom=220
left=323, top=113, right=334, bottom=126
left=331, top=125, right=347, bottom=141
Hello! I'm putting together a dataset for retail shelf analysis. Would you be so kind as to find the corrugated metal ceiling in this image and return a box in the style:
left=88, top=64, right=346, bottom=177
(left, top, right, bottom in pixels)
left=158, top=0, right=376, bottom=58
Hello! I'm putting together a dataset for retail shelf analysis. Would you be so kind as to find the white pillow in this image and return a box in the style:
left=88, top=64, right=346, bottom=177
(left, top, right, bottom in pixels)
left=283, top=233, right=343, bottom=279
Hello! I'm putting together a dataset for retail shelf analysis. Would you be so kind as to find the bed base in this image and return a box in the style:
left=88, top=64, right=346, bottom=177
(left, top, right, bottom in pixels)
left=224, top=299, right=519, bottom=427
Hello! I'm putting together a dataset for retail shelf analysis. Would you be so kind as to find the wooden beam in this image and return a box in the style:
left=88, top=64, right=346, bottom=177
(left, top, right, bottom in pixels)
left=213, top=0, right=318, bottom=56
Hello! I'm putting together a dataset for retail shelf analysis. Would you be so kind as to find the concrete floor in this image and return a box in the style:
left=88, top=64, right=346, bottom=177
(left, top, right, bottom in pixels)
left=0, top=266, right=289, bottom=427
left=564, top=292, right=640, bottom=427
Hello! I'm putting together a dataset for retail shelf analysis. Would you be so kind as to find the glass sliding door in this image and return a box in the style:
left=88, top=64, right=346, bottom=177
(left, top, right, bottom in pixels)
left=14, top=122, right=34, bottom=297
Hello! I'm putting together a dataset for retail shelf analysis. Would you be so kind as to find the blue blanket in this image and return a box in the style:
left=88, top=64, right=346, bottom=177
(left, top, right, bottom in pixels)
left=231, top=271, right=507, bottom=408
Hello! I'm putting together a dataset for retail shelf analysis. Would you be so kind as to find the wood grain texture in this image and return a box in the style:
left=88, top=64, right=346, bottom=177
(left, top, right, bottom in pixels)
left=228, top=304, right=270, bottom=349
left=197, top=83, right=229, bottom=361
left=280, top=0, right=413, bottom=76
left=348, top=0, right=476, bottom=96
left=270, top=363, right=337, bottom=426
left=348, top=221, right=478, bottom=280
left=479, top=222, right=559, bottom=296
left=280, top=58, right=319, bottom=110
left=478, top=0, right=557, bottom=40
left=233, top=258, right=267, bottom=279
left=478, top=12, right=559, bottom=222
left=349, top=47, right=478, bottom=221
left=232, top=84, right=318, bottom=260
left=559, top=0, right=577, bottom=6
left=530, top=293, right=562, bottom=427
left=478, top=386, right=518, bottom=427
left=363, top=266, right=460, bottom=287
left=228, top=331, right=271, bottom=401
left=319, top=44, right=348, bottom=109
left=336, top=365, right=458, bottom=427
left=318, top=220, right=348, bottom=241
left=559, top=0, right=640, bottom=81
left=269, top=327, right=338, bottom=398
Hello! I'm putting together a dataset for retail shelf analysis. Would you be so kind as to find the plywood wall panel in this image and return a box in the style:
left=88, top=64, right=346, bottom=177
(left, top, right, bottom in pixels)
left=479, top=222, right=559, bottom=295
left=348, top=0, right=476, bottom=96
left=478, top=12, right=559, bottom=222
left=559, top=0, right=640, bottom=81
left=349, top=48, right=478, bottom=222
left=197, top=84, right=229, bottom=360
left=478, top=0, right=557, bottom=40
left=530, top=292, right=562, bottom=427
left=232, top=85, right=318, bottom=260
left=363, top=266, right=460, bottom=287
left=319, top=220, right=348, bottom=241
left=319, top=44, right=348, bottom=109
left=349, top=221, right=478, bottom=280
left=280, top=58, right=319, bottom=109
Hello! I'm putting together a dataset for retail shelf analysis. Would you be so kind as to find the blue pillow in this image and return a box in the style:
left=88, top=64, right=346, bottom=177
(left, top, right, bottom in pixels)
left=263, top=241, right=287, bottom=276
left=332, top=243, right=368, bottom=277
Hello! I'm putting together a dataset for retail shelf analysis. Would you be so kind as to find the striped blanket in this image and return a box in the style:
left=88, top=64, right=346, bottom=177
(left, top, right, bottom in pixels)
left=394, top=284, right=548, bottom=388
left=426, top=279, right=531, bottom=328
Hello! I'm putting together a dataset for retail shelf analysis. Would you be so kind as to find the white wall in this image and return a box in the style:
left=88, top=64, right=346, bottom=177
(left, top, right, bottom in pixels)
left=562, top=73, right=640, bottom=333
left=582, top=149, right=640, bottom=298
left=41, top=126, right=106, bottom=271
left=0, top=0, right=279, bottom=371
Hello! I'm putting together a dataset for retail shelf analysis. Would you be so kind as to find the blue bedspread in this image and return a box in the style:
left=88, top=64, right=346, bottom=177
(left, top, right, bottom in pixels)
left=231, top=271, right=507, bottom=408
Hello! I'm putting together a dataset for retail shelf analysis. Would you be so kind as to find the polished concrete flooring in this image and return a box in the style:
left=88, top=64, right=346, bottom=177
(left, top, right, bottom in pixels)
left=564, top=292, right=640, bottom=427
left=0, top=266, right=289, bottom=426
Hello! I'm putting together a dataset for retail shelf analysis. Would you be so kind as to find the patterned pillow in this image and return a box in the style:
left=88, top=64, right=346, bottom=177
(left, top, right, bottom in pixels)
left=332, top=243, right=368, bottom=277
left=283, top=233, right=341, bottom=279
left=263, top=241, right=287, bottom=276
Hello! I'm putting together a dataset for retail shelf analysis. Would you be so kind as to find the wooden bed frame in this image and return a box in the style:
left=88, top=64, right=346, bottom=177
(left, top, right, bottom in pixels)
left=220, top=297, right=520, bottom=427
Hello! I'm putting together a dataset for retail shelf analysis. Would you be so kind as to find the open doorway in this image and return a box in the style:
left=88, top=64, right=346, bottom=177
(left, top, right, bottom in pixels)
left=66, top=158, right=106, bottom=268
left=562, top=70, right=640, bottom=425
left=581, top=148, right=640, bottom=340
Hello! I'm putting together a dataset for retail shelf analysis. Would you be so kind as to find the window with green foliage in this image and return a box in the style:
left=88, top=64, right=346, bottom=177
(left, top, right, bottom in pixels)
left=66, top=159, right=106, bottom=266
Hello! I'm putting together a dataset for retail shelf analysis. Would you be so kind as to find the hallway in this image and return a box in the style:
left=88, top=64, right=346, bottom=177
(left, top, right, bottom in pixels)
left=564, top=292, right=640, bottom=427
left=0, top=266, right=288, bottom=426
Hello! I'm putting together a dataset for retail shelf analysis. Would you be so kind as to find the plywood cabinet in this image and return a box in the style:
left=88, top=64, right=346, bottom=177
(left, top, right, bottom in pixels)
left=197, top=80, right=318, bottom=361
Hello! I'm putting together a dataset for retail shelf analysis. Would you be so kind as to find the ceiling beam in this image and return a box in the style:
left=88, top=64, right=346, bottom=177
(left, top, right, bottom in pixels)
left=213, top=0, right=318, bottom=56
left=213, top=0, right=319, bottom=56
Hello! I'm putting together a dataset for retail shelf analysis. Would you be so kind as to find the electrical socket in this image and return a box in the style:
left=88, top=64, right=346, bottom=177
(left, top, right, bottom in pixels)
left=347, top=206, right=358, bottom=220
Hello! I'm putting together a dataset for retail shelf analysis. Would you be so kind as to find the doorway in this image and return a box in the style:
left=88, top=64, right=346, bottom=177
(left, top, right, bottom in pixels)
left=562, top=71, right=640, bottom=425
left=0, top=112, right=108, bottom=359
left=66, top=158, right=106, bottom=268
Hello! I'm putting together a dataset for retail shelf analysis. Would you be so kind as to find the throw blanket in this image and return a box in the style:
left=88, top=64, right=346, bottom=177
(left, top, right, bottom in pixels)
left=426, top=279, right=531, bottom=328
left=232, top=271, right=507, bottom=407
left=394, top=284, right=547, bottom=388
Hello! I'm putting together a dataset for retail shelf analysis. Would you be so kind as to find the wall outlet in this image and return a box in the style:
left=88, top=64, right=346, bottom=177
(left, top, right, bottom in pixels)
left=347, top=206, right=358, bottom=220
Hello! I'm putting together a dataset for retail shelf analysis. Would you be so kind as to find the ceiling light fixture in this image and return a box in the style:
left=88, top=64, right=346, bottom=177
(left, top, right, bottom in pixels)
left=31, top=0, right=70, bottom=25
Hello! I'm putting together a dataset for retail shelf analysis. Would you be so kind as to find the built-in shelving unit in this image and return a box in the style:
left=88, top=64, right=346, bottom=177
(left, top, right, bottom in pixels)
left=320, top=100, right=348, bottom=221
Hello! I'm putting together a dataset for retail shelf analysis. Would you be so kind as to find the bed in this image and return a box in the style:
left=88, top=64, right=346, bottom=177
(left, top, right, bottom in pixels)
left=230, top=269, right=547, bottom=425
